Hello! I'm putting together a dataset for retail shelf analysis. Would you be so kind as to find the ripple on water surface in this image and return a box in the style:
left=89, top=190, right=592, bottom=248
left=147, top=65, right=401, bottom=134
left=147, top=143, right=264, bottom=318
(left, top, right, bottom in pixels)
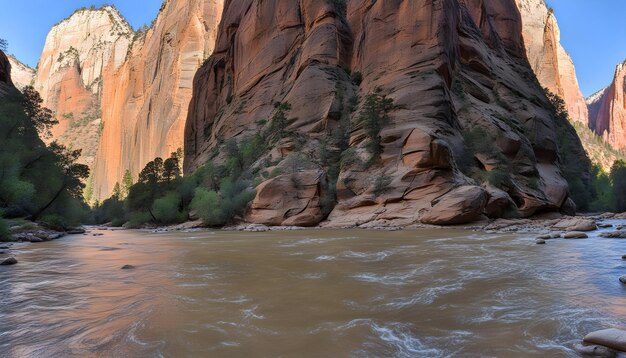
left=1, top=227, right=626, bottom=357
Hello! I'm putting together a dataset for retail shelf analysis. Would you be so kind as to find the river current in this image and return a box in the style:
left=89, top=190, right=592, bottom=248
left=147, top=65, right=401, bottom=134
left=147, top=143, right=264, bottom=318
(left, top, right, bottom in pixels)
left=1, top=224, right=626, bottom=357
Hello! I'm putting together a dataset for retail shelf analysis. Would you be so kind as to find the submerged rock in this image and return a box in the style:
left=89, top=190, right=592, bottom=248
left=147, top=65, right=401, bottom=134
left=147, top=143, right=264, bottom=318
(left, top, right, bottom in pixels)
left=584, top=328, right=626, bottom=352
left=0, top=257, right=18, bottom=265
left=563, top=231, right=588, bottom=239
left=535, top=239, right=546, bottom=245
left=600, top=231, right=626, bottom=239
left=573, top=343, right=617, bottom=357
left=121, top=265, right=135, bottom=270
left=67, top=228, right=86, bottom=234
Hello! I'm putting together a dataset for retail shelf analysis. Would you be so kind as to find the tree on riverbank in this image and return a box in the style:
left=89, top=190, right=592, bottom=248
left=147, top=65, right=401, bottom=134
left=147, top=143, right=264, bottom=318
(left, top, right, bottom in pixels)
left=0, top=84, right=90, bottom=230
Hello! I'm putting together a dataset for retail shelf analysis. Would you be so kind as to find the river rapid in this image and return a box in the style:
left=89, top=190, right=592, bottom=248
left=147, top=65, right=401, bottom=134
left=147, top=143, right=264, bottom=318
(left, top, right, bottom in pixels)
left=1, top=225, right=626, bottom=357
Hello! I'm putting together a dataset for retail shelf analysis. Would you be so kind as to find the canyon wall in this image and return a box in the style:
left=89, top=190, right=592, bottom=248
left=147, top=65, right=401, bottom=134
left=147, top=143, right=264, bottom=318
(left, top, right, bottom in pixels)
left=92, top=0, right=224, bottom=200
left=515, top=0, right=587, bottom=124
left=185, top=0, right=589, bottom=226
left=7, top=55, right=34, bottom=90
left=587, top=62, right=626, bottom=150
left=33, top=6, right=133, bottom=167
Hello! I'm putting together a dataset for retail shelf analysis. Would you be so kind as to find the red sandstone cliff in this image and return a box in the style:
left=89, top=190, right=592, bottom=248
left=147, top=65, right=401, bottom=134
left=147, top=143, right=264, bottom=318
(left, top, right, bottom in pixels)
left=185, top=0, right=589, bottom=226
left=587, top=62, right=626, bottom=150
left=515, top=0, right=588, bottom=124
left=33, top=6, right=133, bottom=168
left=91, top=0, right=224, bottom=200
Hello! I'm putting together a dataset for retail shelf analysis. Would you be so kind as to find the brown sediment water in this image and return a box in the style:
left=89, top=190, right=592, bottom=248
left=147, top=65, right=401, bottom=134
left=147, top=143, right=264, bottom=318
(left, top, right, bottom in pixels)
left=1, top=225, right=626, bottom=357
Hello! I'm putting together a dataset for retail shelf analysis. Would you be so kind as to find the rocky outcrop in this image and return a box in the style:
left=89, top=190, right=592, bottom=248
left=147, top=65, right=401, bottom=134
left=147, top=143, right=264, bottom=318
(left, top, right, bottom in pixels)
left=33, top=6, right=133, bottom=167
left=185, top=0, right=589, bottom=227
left=246, top=170, right=327, bottom=226
left=7, top=54, right=34, bottom=90
left=515, top=0, right=588, bottom=124
left=92, top=0, right=224, bottom=199
left=587, top=61, right=626, bottom=150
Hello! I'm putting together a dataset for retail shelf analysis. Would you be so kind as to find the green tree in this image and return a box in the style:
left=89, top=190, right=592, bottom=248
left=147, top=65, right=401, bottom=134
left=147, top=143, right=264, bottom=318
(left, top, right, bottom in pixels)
left=356, top=88, right=393, bottom=164
left=0, top=38, right=7, bottom=52
left=30, top=143, right=90, bottom=221
left=21, top=86, right=58, bottom=138
left=122, top=169, right=133, bottom=199
left=611, top=160, right=626, bottom=212
left=112, top=182, right=122, bottom=199
left=163, top=152, right=181, bottom=182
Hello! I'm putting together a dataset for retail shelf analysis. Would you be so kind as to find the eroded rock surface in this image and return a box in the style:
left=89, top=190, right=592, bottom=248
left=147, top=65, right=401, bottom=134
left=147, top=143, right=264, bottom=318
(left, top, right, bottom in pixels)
left=92, top=0, right=224, bottom=199
left=588, top=61, right=626, bottom=150
left=33, top=6, right=133, bottom=168
left=185, top=0, right=589, bottom=227
left=7, top=54, right=34, bottom=91
left=515, top=0, right=588, bottom=124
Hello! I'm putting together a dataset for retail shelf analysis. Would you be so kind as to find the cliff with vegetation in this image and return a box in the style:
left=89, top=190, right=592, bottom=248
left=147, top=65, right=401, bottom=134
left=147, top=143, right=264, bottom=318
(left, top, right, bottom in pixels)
left=515, top=0, right=588, bottom=124
left=33, top=5, right=133, bottom=169
left=91, top=0, right=224, bottom=200
left=588, top=61, right=626, bottom=151
left=183, top=0, right=593, bottom=227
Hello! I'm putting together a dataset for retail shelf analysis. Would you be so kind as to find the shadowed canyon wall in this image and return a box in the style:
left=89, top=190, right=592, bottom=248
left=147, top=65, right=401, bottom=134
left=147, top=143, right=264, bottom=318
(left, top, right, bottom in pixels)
left=92, top=0, right=224, bottom=200
left=185, top=0, right=589, bottom=226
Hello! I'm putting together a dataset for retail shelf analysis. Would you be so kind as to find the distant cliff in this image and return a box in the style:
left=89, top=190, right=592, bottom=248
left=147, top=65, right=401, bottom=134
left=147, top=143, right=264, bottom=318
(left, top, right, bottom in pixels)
left=92, top=0, right=224, bottom=200
left=587, top=61, right=626, bottom=151
left=7, top=54, right=34, bottom=90
left=33, top=5, right=133, bottom=168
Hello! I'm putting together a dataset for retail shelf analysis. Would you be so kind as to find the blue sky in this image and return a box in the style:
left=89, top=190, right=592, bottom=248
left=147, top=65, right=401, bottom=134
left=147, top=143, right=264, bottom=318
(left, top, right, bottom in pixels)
left=546, top=0, right=626, bottom=97
left=0, top=1, right=624, bottom=98
left=0, top=0, right=162, bottom=68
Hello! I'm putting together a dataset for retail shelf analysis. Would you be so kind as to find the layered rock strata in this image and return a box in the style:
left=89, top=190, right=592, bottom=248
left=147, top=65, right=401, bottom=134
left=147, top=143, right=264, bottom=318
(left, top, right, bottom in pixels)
left=515, top=0, right=588, bottom=124
left=33, top=6, right=133, bottom=167
left=587, top=61, right=626, bottom=150
left=92, top=0, right=224, bottom=199
left=185, top=0, right=589, bottom=226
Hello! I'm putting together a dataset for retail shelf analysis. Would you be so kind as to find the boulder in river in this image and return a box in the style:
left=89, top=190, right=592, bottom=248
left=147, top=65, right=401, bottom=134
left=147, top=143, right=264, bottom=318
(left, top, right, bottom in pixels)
left=0, top=257, right=18, bottom=265
left=600, top=231, right=626, bottom=239
left=620, top=276, right=626, bottom=284
left=622, top=254, right=626, bottom=260
left=67, top=228, right=86, bottom=235
left=573, top=343, right=618, bottom=357
left=553, top=218, right=597, bottom=232
left=535, top=239, right=546, bottom=245
left=563, top=231, right=588, bottom=239
left=121, top=265, right=135, bottom=270
left=584, top=328, right=626, bottom=352
left=598, top=223, right=614, bottom=229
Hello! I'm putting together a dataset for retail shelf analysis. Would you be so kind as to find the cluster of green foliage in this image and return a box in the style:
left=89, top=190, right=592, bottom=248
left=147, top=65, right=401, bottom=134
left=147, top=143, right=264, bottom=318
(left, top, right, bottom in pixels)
left=0, top=85, right=90, bottom=230
left=459, top=127, right=512, bottom=189
left=545, top=90, right=596, bottom=211
left=355, top=88, right=393, bottom=165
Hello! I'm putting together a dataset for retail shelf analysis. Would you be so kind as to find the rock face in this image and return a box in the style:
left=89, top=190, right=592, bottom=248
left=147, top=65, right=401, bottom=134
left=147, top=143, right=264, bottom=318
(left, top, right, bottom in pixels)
left=0, top=51, right=13, bottom=96
left=92, top=0, right=224, bottom=199
left=185, top=0, right=589, bottom=226
left=33, top=6, right=133, bottom=168
left=515, top=0, right=588, bottom=124
left=247, top=170, right=327, bottom=226
left=7, top=54, right=34, bottom=90
left=588, top=61, right=626, bottom=150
